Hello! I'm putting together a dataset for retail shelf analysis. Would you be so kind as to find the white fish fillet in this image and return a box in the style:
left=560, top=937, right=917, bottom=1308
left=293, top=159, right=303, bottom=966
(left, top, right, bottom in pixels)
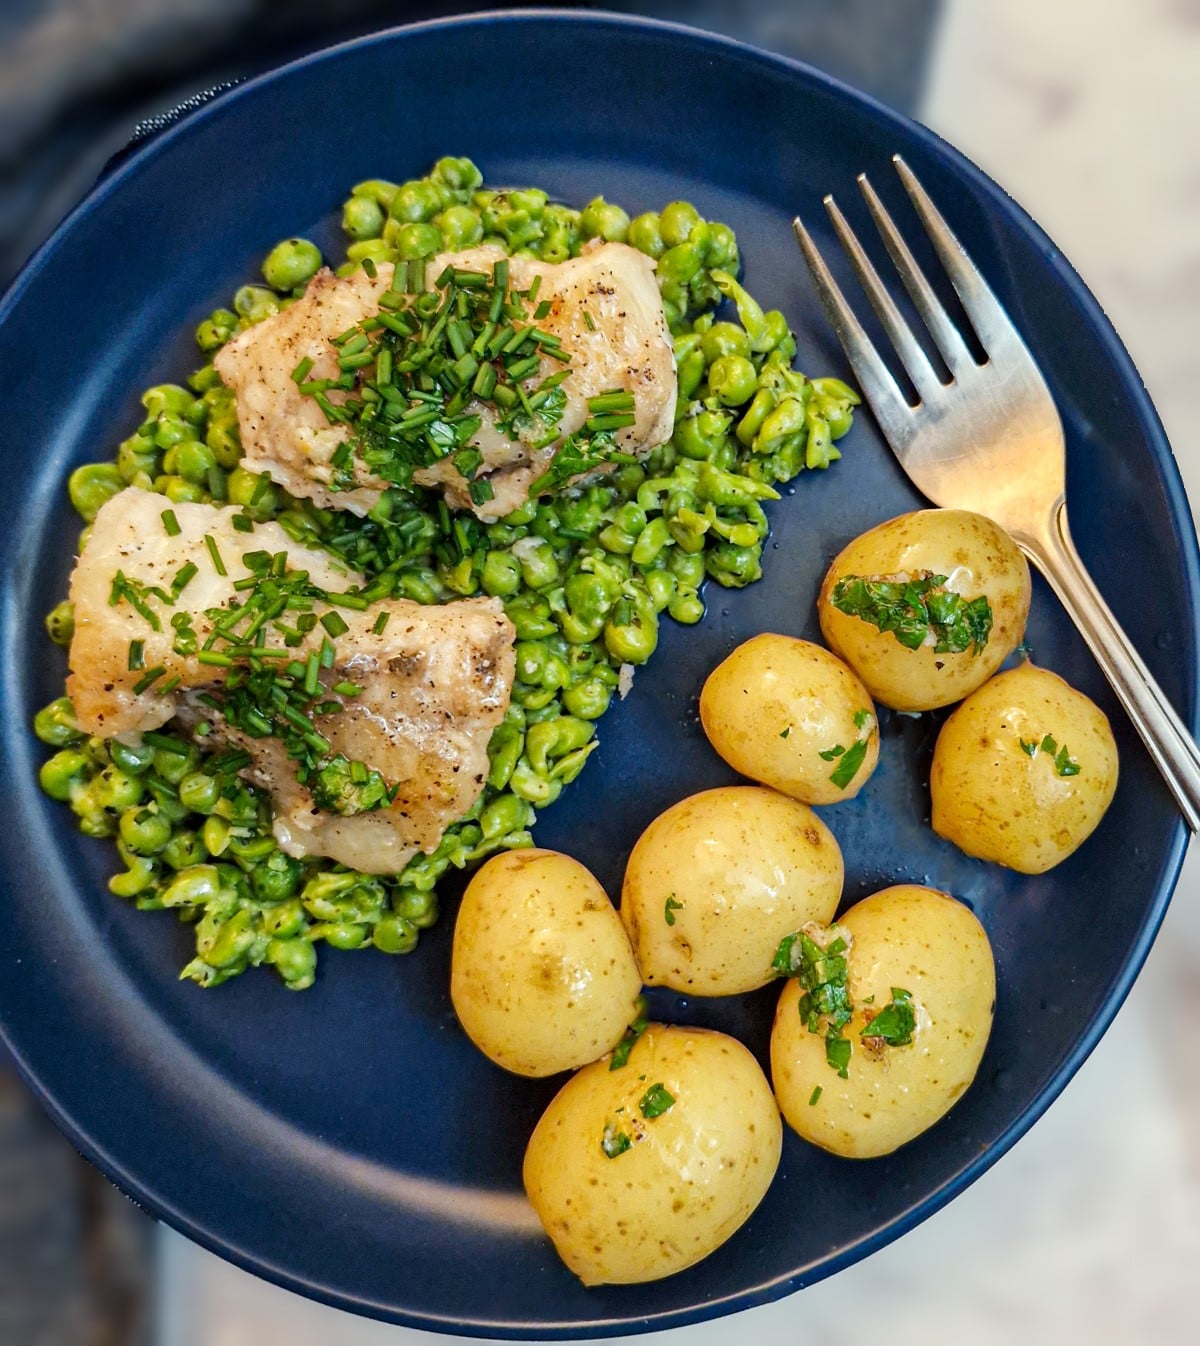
left=213, top=242, right=677, bottom=521
left=67, top=488, right=515, bottom=873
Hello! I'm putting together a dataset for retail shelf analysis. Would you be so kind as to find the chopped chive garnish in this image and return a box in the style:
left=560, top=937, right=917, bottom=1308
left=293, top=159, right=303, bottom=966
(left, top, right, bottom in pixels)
left=231, top=513, right=254, bottom=533
left=290, top=356, right=315, bottom=384
left=127, top=639, right=145, bottom=671
left=361, top=256, right=377, bottom=279
left=582, top=309, right=596, bottom=331
left=160, top=509, right=181, bottom=537
left=372, top=611, right=390, bottom=635
left=132, top=665, right=166, bottom=694
left=203, top=534, right=227, bottom=576
left=320, top=611, right=349, bottom=638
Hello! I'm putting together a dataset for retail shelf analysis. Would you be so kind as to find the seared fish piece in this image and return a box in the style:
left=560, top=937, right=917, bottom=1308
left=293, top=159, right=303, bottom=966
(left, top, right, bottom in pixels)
left=68, top=488, right=515, bottom=873
left=213, top=242, right=677, bottom=522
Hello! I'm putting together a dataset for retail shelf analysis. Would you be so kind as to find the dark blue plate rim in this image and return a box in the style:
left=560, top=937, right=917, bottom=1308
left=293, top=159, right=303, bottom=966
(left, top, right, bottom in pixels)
left=1, top=7, right=1196, bottom=1337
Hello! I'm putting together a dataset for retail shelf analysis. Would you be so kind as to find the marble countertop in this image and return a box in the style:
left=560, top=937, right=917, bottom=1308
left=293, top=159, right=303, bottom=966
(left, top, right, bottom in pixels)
left=152, top=3, right=1200, bottom=1342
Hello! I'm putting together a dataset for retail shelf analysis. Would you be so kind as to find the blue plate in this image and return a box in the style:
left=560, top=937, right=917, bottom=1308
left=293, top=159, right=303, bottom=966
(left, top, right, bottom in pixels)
left=0, top=11, right=1195, bottom=1339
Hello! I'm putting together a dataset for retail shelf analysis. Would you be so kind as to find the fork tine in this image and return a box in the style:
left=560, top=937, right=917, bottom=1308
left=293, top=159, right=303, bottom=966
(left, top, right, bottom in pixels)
left=856, top=172, right=975, bottom=377
left=891, top=155, right=1015, bottom=353
left=791, top=213, right=914, bottom=431
left=822, top=194, right=943, bottom=404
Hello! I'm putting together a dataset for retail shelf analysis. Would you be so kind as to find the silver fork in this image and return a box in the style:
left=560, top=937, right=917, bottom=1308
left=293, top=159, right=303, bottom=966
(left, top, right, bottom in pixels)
left=792, top=154, right=1200, bottom=830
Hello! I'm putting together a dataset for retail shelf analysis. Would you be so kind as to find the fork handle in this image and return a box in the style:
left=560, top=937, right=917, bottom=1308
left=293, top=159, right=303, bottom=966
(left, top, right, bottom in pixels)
left=1020, top=501, right=1200, bottom=831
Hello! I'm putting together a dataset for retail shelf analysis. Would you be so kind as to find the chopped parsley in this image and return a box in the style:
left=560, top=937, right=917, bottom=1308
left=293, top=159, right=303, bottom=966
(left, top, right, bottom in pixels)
left=831, top=572, right=993, bottom=655
left=860, top=988, right=916, bottom=1046
left=601, top=1124, right=632, bottom=1159
left=1020, top=733, right=1080, bottom=776
left=773, top=927, right=917, bottom=1078
left=853, top=708, right=871, bottom=730
left=818, top=744, right=845, bottom=761
left=830, top=738, right=870, bottom=789
left=780, top=726, right=791, bottom=739
left=638, top=1083, right=675, bottom=1119
left=609, top=996, right=648, bottom=1070
left=664, top=895, right=684, bottom=926
left=808, top=1085, right=823, bottom=1106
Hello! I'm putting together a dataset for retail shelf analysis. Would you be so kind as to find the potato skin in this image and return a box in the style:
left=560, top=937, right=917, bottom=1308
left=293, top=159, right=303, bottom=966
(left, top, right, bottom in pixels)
left=523, top=1024, right=782, bottom=1285
left=450, top=849, right=642, bottom=1078
left=930, top=662, right=1119, bottom=873
left=620, top=786, right=843, bottom=996
left=700, top=634, right=879, bottom=804
left=817, top=509, right=1031, bottom=712
left=771, top=885, right=995, bottom=1159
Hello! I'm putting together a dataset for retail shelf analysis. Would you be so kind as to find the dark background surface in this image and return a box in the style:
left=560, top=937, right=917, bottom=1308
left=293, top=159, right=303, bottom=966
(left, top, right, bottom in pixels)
left=0, top=4, right=940, bottom=1344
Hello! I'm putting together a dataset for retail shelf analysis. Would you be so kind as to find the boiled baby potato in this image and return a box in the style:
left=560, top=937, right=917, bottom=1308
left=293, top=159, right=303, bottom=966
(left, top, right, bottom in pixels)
left=771, top=884, right=995, bottom=1159
left=523, top=1023, right=782, bottom=1285
left=450, top=849, right=642, bottom=1078
left=620, top=786, right=842, bottom=995
left=930, top=661, right=1119, bottom=873
left=817, top=508, right=1031, bottom=712
left=700, top=633, right=879, bottom=804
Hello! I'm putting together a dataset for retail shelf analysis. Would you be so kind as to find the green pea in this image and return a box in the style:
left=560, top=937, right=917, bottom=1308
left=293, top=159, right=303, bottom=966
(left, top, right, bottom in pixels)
left=91, top=766, right=144, bottom=811
left=433, top=204, right=484, bottom=250
left=195, top=309, right=237, bottom=352
left=604, top=603, right=659, bottom=664
left=514, top=539, right=559, bottom=589
left=161, top=864, right=222, bottom=909
left=432, top=156, right=482, bottom=195
left=44, top=599, right=75, bottom=647
left=268, top=936, right=317, bottom=989
left=152, top=743, right=199, bottom=785
left=262, top=900, right=306, bottom=939
left=562, top=677, right=612, bottom=720
left=508, top=758, right=563, bottom=807
left=479, top=792, right=533, bottom=841
left=736, top=388, right=776, bottom=446
left=205, top=908, right=258, bottom=969
left=227, top=467, right=279, bottom=517
left=668, top=587, right=705, bottom=624
left=142, top=384, right=194, bottom=418
left=372, top=914, right=419, bottom=955
left=627, top=212, right=665, bottom=258
left=68, top=463, right=123, bottom=522
left=251, top=851, right=304, bottom=903
left=390, top=178, right=443, bottom=223
left=659, top=201, right=703, bottom=248
left=108, top=737, right=154, bottom=776
left=487, top=722, right=524, bottom=790
left=262, top=237, right=322, bottom=292
left=201, top=814, right=231, bottom=856
left=169, top=439, right=217, bottom=484
left=676, top=407, right=731, bottom=461
left=643, top=568, right=677, bottom=611
left=631, top=516, right=673, bottom=567
left=226, top=833, right=277, bottom=864
left=394, top=886, right=438, bottom=928
left=233, top=284, right=280, bottom=323
left=708, top=354, right=758, bottom=407
left=342, top=194, right=385, bottom=240
left=658, top=241, right=704, bottom=288
left=394, top=222, right=443, bottom=260
left=34, top=697, right=82, bottom=747
left=480, top=550, right=521, bottom=598
left=39, top=748, right=91, bottom=801
left=701, top=321, right=751, bottom=363
left=580, top=196, right=631, bottom=243
left=351, top=178, right=399, bottom=207
left=668, top=548, right=707, bottom=588
left=162, top=829, right=205, bottom=870
left=706, top=542, right=762, bottom=587
left=109, top=856, right=157, bottom=899
left=176, top=771, right=218, bottom=814
left=119, top=804, right=172, bottom=856
left=318, top=921, right=367, bottom=951
left=704, top=222, right=739, bottom=271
